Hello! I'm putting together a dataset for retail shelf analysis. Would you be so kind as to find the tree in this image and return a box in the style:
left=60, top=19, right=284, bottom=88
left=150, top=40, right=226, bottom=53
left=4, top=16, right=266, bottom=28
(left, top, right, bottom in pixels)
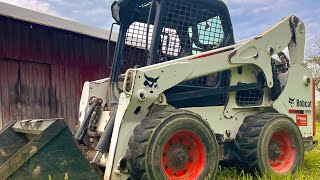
left=305, top=36, right=320, bottom=91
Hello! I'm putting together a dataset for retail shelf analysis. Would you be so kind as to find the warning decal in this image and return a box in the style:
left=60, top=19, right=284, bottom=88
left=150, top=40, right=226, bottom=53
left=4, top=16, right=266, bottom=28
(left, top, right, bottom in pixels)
left=296, top=114, right=308, bottom=126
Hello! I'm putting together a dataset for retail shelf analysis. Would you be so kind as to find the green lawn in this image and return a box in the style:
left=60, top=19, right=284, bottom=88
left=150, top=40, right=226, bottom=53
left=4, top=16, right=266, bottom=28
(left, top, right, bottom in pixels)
left=216, top=123, right=320, bottom=180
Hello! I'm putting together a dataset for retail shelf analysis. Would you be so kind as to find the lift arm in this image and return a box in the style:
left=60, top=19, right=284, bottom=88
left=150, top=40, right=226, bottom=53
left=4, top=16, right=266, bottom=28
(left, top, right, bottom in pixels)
left=131, top=16, right=305, bottom=90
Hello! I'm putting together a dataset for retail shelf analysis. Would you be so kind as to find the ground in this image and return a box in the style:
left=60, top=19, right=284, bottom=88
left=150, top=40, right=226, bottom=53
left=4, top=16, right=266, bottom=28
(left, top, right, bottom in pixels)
left=215, top=122, right=320, bottom=180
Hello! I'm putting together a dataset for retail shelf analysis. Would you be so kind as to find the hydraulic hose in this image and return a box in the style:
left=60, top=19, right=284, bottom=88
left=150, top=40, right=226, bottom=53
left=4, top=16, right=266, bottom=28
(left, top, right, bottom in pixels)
left=95, top=109, right=117, bottom=153
left=74, top=98, right=102, bottom=143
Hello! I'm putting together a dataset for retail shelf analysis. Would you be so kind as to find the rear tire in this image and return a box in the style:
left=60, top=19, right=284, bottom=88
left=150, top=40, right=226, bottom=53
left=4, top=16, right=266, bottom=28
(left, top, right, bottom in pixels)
left=234, top=113, right=304, bottom=175
left=127, top=109, right=219, bottom=180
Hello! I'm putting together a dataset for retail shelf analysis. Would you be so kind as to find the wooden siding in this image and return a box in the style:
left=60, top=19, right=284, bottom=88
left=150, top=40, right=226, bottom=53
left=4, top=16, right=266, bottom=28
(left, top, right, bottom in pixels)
left=0, top=16, right=116, bottom=131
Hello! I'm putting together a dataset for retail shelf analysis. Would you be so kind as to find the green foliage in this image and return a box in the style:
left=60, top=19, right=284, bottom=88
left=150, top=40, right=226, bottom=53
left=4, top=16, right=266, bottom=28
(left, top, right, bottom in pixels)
left=305, top=37, right=320, bottom=92
left=216, top=123, right=320, bottom=180
left=317, top=101, right=320, bottom=121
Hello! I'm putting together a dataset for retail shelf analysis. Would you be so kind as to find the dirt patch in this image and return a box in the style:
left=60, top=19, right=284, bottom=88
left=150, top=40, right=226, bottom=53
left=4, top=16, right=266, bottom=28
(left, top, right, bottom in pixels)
left=0, top=148, right=8, bottom=157
left=29, top=146, right=37, bottom=155
left=33, top=165, right=41, bottom=175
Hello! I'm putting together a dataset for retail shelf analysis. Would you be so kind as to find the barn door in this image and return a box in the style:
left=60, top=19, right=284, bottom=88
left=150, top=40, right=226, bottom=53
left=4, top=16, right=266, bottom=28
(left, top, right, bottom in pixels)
left=0, top=59, right=53, bottom=129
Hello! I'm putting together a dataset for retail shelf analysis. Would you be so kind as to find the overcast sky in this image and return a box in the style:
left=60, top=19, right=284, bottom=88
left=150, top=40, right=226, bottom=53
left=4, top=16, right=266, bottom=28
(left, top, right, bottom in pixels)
left=0, top=0, right=319, bottom=43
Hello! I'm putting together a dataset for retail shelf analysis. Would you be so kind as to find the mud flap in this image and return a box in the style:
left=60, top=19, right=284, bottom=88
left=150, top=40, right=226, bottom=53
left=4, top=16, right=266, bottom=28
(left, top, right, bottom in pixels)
left=0, top=119, right=101, bottom=180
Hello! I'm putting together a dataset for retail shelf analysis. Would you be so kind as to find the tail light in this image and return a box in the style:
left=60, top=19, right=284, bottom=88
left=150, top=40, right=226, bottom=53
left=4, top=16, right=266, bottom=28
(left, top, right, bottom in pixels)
left=313, top=78, right=316, bottom=136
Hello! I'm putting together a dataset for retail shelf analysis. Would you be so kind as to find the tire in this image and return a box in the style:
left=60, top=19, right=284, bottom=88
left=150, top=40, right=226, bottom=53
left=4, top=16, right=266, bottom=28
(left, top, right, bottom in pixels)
left=127, top=109, right=219, bottom=180
left=234, top=113, right=304, bottom=175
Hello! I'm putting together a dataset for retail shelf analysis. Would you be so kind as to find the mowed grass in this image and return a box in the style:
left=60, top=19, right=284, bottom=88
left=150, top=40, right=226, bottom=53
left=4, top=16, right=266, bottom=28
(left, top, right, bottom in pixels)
left=215, top=123, right=320, bottom=180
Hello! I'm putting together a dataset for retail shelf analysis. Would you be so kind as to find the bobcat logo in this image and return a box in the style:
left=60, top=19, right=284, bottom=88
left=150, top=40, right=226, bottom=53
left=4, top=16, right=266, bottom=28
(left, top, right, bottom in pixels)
left=289, top=97, right=295, bottom=107
left=144, top=74, right=159, bottom=93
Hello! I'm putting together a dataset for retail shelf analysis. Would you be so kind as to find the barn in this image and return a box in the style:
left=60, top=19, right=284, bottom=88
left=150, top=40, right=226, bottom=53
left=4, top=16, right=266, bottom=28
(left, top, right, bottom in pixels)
left=0, top=2, right=118, bottom=130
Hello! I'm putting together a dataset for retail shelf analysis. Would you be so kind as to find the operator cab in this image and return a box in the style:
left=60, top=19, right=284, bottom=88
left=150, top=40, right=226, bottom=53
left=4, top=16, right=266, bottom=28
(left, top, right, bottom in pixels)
left=111, top=0, right=235, bottom=107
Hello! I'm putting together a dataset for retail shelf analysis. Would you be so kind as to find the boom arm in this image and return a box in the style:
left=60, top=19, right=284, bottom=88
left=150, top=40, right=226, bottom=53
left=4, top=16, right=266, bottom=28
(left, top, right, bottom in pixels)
left=132, top=16, right=305, bottom=89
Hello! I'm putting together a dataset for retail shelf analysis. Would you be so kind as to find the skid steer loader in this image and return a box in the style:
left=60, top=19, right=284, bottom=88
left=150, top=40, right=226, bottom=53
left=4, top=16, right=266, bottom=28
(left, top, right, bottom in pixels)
left=0, top=0, right=318, bottom=179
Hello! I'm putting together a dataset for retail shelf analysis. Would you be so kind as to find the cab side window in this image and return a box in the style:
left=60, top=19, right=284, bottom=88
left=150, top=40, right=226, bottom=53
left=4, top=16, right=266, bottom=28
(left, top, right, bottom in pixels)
left=188, top=17, right=225, bottom=54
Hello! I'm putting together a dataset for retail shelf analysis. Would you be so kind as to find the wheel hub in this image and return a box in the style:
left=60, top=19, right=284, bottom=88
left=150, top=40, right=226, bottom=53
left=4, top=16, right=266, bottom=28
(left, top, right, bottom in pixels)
left=162, top=131, right=205, bottom=179
left=175, top=149, right=186, bottom=164
left=267, top=130, right=296, bottom=173
left=268, top=140, right=282, bottom=161
left=165, top=144, right=189, bottom=170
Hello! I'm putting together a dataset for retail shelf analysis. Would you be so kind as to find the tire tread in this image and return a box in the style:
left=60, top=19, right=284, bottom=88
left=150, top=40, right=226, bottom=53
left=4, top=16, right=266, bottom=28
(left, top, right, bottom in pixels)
left=233, top=113, right=288, bottom=173
left=127, top=109, right=194, bottom=179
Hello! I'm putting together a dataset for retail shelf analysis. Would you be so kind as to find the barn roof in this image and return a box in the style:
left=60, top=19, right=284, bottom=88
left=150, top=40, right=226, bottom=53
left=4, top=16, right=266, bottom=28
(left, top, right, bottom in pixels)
left=0, top=2, right=118, bottom=42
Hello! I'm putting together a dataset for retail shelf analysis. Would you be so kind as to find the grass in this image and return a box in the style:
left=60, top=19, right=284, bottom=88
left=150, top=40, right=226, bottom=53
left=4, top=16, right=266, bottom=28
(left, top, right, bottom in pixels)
left=215, top=123, right=320, bottom=180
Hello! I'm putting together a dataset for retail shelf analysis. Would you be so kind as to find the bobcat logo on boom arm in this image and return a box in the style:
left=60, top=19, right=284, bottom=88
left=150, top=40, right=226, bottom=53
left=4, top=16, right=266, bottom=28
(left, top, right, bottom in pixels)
left=144, top=74, right=159, bottom=93
left=289, top=97, right=295, bottom=107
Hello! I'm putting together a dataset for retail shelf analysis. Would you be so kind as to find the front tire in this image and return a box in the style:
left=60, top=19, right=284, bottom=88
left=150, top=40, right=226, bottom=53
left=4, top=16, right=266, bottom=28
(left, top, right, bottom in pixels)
left=234, top=113, right=304, bottom=175
left=127, top=109, right=219, bottom=180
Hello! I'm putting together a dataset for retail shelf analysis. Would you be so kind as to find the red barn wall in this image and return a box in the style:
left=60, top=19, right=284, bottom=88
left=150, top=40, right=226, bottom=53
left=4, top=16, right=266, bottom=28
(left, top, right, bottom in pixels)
left=0, top=16, right=115, bottom=130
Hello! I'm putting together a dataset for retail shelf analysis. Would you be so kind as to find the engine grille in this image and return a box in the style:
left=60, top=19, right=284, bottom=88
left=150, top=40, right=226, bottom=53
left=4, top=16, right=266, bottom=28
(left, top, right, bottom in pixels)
left=236, top=89, right=264, bottom=106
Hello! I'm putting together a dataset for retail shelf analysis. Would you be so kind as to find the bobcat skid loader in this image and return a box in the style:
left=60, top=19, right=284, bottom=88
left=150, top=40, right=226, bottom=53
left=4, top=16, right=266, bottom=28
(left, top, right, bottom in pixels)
left=0, top=0, right=317, bottom=179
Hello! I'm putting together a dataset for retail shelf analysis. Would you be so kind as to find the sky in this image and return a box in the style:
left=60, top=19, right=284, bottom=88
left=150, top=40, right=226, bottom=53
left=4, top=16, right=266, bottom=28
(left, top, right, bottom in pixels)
left=0, top=0, right=319, bottom=44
